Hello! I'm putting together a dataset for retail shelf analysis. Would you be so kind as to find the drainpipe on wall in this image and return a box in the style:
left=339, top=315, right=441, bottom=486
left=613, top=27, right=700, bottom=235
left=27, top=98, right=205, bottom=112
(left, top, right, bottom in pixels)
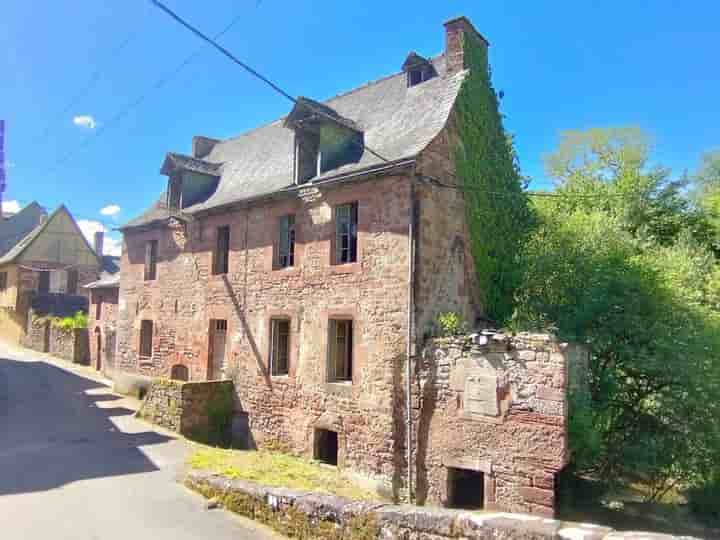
left=406, top=174, right=417, bottom=504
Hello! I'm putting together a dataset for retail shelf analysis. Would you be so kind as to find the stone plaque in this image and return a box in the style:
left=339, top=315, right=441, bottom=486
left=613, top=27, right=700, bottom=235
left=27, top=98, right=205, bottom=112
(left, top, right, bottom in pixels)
left=464, top=371, right=499, bottom=416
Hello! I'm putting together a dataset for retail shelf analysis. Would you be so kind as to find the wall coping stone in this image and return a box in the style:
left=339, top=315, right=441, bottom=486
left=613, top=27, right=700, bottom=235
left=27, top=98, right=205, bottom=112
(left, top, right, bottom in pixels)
left=185, top=470, right=699, bottom=540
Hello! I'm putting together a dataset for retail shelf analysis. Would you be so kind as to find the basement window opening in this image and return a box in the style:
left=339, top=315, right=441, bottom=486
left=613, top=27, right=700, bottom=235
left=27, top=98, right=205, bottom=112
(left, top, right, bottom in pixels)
left=447, top=467, right=485, bottom=510
left=314, top=428, right=338, bottom=466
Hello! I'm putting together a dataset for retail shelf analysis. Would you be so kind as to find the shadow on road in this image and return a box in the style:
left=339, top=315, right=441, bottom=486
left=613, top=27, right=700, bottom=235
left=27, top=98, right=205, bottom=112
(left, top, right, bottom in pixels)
left=0, top=357, right=174, bottom=496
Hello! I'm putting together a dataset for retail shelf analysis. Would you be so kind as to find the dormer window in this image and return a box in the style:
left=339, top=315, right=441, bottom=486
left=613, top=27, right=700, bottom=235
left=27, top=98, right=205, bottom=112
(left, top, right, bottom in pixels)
left=402, top=52, right=436, bottom=88
left=284, top=97, right=364, bottom=185
left=160, top=153, right=221, bottom=210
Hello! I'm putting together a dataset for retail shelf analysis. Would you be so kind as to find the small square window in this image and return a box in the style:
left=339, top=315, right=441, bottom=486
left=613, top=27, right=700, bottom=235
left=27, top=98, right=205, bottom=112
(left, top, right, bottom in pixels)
left=328, top=319, right=353, bottom=382
left=334, top=203, right=358, bottom=265
left=277, top=215, right=295, bottom=268
left=270, top=319, right=290, bottom=376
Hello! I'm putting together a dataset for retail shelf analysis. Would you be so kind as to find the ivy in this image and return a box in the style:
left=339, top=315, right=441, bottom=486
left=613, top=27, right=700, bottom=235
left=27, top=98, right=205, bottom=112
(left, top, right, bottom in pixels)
left=454, top=37, right=534, bottom=325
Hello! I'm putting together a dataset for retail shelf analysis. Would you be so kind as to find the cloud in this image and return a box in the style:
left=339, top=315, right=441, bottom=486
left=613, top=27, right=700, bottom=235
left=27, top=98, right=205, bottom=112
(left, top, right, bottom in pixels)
left=73, top=115, right=97, bottom=129
left=77, top=219, right=122, bottom=256
left=2, top=200, right=21, bottom=214
left=100, top=204, right=121, bottom=216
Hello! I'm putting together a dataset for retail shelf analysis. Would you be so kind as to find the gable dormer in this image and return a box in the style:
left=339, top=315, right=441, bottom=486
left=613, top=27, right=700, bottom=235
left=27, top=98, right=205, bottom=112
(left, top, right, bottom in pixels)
left=402, top=52, right=436, bottom=87
left=160, top=153, right=222, bottom=210
left=284, top=97, right=364, bottom=185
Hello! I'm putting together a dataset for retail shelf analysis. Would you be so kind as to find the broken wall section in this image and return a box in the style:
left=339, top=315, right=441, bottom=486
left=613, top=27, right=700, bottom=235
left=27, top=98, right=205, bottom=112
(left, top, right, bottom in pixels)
left=414, top=331, right=588, bottom=516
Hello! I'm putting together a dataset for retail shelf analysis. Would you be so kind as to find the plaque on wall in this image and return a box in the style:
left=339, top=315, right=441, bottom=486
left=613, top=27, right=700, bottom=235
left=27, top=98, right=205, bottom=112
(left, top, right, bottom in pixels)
left=464, top=370, right=499, bottom=417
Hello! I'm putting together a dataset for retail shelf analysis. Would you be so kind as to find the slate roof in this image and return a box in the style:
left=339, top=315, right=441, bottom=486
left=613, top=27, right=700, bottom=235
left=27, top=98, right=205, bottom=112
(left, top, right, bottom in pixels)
left=0, top=202, right=46, bottom=257
left=123, top=54, right=465, bottom=230
left=85, top=256, right=121, bottom=289
left=160, top=153, right=222, bottom=176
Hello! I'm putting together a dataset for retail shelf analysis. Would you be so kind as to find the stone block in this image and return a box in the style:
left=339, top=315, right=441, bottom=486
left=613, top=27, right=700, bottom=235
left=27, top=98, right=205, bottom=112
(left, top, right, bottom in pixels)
left=519, top=486, right=554, bottom=507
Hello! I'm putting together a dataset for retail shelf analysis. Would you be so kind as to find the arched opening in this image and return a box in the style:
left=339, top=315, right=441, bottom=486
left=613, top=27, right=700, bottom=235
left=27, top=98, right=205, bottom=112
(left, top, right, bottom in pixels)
left=170, top=364, right=189, bottom=381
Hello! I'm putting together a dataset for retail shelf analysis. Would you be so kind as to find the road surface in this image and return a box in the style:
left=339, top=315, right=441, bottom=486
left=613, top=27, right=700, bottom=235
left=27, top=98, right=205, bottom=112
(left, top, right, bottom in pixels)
left=0, top=344, right=280, bottom=540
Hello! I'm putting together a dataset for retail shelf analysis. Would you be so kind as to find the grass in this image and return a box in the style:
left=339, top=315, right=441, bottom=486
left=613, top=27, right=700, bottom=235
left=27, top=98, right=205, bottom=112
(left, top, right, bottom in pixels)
left=189, top=445, right=386, bottom=502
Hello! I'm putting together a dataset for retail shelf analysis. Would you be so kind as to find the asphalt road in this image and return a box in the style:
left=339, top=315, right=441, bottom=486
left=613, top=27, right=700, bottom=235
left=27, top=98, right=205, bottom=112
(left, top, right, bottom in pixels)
left=0, top=345, right=280, bottom=540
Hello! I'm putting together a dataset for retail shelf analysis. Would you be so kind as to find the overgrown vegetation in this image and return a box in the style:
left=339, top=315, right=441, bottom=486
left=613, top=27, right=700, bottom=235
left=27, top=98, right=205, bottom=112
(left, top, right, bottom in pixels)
left=34, top=310, right=88, bottom=331
left=455, top=37, right=534, bottom=324
left=189, top=445, right=385, bottom=502
left=454, top=37, right=720, bottom=526
left=436, top=311, right=464, bottom=337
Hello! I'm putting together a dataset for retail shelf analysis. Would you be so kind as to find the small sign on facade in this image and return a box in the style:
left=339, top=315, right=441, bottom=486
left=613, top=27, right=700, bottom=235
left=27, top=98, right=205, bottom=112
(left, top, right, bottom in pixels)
left=464, top=370, right=499, bottom=417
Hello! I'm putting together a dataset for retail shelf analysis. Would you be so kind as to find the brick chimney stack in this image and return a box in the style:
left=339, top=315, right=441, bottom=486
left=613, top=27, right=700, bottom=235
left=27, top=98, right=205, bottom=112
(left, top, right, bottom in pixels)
left=94, top=231, right=104, bottom=256
left=444, top=16, right=489, bottom=76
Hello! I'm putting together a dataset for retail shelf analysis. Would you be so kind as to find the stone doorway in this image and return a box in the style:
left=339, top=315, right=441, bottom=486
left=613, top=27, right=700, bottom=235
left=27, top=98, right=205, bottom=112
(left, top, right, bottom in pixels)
left=208, top=319, right=227, bottom=380
left=314, top=429, right=338, bottom=466
left=447, top=467, right=484, bottom=510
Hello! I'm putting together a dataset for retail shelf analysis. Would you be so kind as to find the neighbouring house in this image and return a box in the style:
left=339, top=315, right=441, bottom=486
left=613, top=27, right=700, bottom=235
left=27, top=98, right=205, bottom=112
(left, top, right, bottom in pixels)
left=85, top=231, right=120, bottom=376
left=117, top=17, right=579, bottom=516
left=0, top=203, right=101, bottom=356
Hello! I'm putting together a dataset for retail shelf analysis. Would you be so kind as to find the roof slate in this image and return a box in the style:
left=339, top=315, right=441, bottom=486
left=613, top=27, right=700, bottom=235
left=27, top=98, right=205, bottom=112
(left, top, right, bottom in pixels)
left=85, top=255, right=121, bottom=289
left=0, top=202, right=46, bottom=257
left=123, top=55, right=464, bottom=230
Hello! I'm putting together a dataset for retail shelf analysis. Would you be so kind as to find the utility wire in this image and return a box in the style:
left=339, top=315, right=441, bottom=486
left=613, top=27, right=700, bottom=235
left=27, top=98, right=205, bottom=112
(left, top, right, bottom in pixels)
left=45, top=8, right=248, bottom=175
left=148, top=0, right=392, bottom=163
left=34, top=25, right=142, bottom=144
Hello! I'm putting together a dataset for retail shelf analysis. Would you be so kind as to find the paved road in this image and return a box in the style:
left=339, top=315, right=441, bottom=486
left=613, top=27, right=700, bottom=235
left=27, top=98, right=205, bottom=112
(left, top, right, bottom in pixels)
left=0, top=345, right=280, bottom=540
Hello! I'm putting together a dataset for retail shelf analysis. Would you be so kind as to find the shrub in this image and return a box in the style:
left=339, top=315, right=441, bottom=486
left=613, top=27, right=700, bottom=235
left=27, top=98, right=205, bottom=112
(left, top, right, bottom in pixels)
left=687, top=473, right=720, bottom=527
left=437, top=312, right=463, bottom=337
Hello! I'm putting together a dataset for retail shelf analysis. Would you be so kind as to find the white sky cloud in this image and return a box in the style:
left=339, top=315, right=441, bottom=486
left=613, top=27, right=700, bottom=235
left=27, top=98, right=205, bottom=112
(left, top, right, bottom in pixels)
left=2, top=200, right=21, bottom=214
left=100, top=204, right=121, bottom=216
left=77, top=219, right=122, bottom=256
left=73, top=115, right=97, bottom=129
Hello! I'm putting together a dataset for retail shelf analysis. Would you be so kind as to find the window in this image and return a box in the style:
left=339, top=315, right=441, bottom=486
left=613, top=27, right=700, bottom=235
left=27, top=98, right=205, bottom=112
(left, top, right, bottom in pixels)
left=270, top=319, right=290, bottom=376
left=334, top=203, right=358, bottom=264
left=277, top=215, right=295, bottom=268
left=144, top=240, right=158, bottom=281
left=67, top=269, right=78, bottom=295
left=139, top=320, right=153, bottom=358
left=95, top=296, right=103, bottom=320
left=0, top=272, right=7, bottom=291
left=212, top=226, right=230, bottom=275
left=170, top=364, right=189, bottom=381
left=38, top=271, right=50, bottom=294
left=328, top=319, right=353, bottom=382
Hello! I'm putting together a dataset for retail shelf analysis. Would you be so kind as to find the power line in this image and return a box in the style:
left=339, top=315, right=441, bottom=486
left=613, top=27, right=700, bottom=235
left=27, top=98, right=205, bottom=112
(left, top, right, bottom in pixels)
left=148, top=0, right=392, bottom=163
left=44, top=6, right=250, bottom=175
left=34, top=25, right=143, bottom=144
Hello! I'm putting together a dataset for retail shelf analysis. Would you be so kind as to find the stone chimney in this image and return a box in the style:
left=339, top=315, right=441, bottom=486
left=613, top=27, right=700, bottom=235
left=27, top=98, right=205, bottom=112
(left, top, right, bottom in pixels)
left=192, top=136, right=220, bottom=159
left=94, top=231, right=104, bottom=256
left=444, top=16, right=489, bottom=76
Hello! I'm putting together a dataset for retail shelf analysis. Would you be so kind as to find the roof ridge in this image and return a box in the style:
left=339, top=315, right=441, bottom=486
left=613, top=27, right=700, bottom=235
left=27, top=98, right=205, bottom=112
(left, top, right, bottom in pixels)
left=214, top=53, right=445, bottom=148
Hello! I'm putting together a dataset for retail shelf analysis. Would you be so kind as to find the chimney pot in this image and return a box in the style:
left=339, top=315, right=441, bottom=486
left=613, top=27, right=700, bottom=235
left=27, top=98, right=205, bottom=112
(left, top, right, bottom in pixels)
left=192, top=136, right=220, bottom=159
left=444, top=16, right=489, bottom=76
left=94, top=231, right=104, bottom=256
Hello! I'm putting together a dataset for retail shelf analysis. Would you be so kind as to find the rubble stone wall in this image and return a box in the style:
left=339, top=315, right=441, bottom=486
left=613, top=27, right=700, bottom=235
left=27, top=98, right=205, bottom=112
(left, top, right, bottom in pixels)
left=137, top=378, right=235, bottom=443
left=186, top=470, right=686, bottom=540
left=413, top=333, right=588, bottom=516
left=22, top=311, right=90, bottom=364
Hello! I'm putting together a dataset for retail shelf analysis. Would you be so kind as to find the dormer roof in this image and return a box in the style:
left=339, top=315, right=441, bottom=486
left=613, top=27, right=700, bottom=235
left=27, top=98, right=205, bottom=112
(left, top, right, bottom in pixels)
left=160, top=152, right=222, bottom=177
left=283, top=97, right=361, bottom=133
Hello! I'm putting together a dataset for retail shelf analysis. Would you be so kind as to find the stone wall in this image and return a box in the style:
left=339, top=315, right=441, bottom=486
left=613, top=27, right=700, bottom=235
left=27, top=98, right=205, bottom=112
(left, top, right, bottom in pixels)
left=22, top=311, right=90, bottom=364
left=186, top=470, right=689, bottom=540
left=118, top=174, right=417, bottom=492
left=413, top=332, right=588, bottom=516
left=137, top=378, right=234, bottom=443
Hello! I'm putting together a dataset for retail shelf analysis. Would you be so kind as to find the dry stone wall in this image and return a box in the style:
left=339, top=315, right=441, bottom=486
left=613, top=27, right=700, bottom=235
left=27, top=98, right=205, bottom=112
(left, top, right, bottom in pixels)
left=22, top=311, right=90, bottom=364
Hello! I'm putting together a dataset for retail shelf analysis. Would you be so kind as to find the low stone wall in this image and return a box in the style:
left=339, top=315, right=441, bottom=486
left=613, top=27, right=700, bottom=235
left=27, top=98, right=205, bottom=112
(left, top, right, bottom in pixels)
left=22, top=314, right=89, bottom=364
left=137, top=379, right=234, bottom=444
left=186, top=470, right=690, bottom=540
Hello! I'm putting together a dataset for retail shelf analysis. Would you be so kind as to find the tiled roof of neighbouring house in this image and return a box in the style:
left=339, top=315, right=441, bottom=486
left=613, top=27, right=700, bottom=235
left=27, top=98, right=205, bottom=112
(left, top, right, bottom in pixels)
left=0, top=202, right=46, bottom=258
left=122, top=55, right=466, bottom=229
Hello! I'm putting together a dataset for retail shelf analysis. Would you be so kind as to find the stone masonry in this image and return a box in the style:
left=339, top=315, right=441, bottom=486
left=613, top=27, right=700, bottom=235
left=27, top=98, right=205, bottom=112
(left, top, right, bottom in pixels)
left=413, top=333, right=588, bottom=516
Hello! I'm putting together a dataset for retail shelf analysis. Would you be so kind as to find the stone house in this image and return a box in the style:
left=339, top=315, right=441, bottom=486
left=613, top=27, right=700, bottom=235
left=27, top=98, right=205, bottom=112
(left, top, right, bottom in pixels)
left=0, top=203, right=101, bottom=345
left=85, top=232, right=120, bottom=375
left=117, top=17, right=577, bottom=515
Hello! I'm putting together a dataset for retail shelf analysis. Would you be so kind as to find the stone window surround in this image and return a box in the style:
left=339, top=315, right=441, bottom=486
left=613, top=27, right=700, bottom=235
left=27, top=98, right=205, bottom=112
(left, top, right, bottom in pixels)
left=321, top=307, right=363, bottom=390
left=329, top=200, right=362, bottom=273
left=265, top=309, right=298, bottom=379
left=265, top=199, right=304, bottom=275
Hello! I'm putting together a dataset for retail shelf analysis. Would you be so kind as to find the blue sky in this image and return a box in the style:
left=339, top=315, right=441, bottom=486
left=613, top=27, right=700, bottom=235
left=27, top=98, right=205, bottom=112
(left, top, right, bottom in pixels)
left=1, top=1, right=719, bottom=254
